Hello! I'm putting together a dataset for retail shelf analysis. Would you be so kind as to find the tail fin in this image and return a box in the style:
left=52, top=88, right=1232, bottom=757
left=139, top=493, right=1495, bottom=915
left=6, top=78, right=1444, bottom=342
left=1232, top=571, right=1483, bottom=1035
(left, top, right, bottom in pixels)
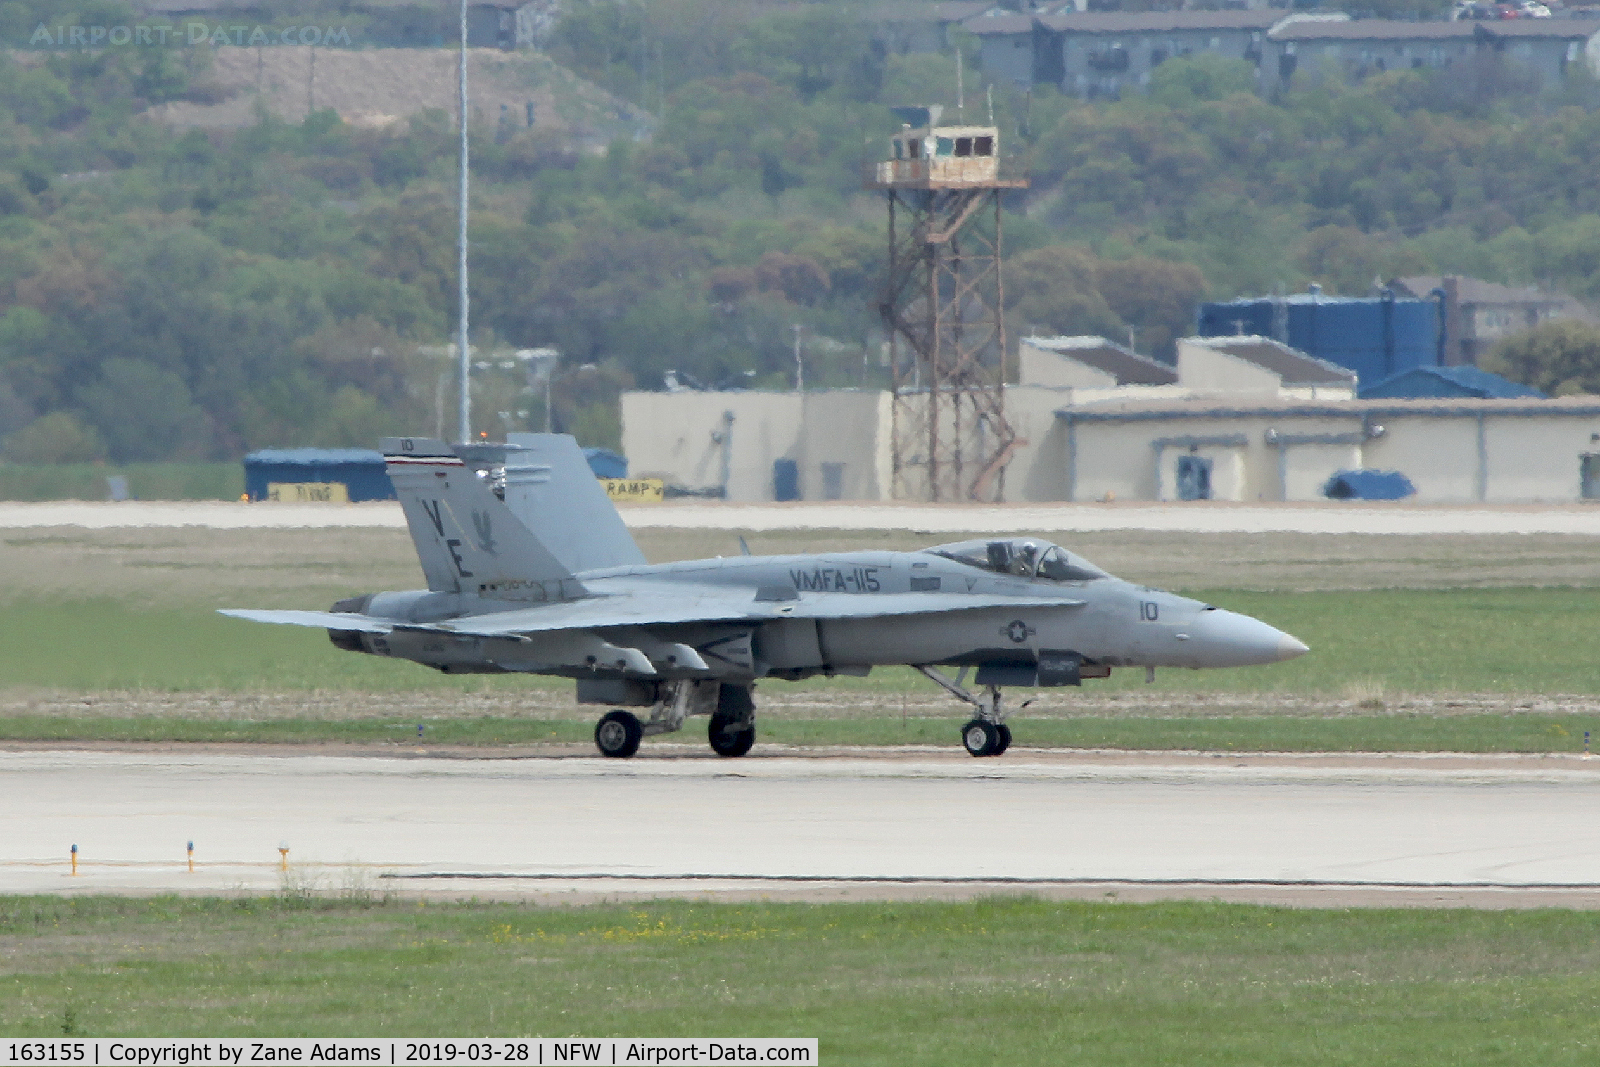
left=501, top=433, right=646, bottom=573
left=381, top=437, right=585, bottom=601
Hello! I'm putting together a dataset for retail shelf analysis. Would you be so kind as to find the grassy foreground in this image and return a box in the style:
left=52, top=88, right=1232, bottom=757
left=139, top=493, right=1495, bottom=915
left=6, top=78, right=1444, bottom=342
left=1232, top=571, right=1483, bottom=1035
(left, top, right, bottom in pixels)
left=1, top=896, right=1596, bottom=1063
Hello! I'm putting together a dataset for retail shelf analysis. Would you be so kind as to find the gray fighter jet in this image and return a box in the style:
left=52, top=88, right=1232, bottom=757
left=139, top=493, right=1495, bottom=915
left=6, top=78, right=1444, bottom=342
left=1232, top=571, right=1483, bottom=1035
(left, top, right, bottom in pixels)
left=223, top=434, right=1307, bottom=758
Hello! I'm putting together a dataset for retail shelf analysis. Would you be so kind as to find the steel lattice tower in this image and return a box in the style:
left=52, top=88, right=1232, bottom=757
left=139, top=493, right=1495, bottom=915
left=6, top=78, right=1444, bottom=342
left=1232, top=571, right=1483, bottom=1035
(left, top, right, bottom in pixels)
left=869, top=120, right=1027, bottom=502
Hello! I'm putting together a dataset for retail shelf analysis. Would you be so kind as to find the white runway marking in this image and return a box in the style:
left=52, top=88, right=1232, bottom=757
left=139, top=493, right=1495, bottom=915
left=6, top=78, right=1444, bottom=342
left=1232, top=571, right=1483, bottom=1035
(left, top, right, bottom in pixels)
left=5, top=751, right=1598, bottom=901
left=7, top=500, right=1600, bottom=535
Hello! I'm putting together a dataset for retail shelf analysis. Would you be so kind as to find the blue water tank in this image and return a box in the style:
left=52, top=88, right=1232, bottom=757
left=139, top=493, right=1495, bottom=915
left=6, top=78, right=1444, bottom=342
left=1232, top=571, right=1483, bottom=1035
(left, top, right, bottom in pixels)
left=1198, top=291, right=1440, bottom=385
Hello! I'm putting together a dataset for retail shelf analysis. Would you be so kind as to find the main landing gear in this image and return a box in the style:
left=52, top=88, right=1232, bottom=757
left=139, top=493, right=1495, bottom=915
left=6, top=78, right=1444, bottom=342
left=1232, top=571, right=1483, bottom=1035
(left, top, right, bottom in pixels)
left=917, top=666, right=1014, bottom=758
left=708, top=683, right=756, bottom=757
left=593, top=680, right=757, bottom=759
left=594, top=709, right=643, bottom=758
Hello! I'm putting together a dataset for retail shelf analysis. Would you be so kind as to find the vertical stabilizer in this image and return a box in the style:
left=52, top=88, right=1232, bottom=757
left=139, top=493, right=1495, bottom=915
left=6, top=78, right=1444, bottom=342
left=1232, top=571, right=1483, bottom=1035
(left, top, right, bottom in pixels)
left=381, top=437, right=584, bottom=600
left=502, top=433, right=647, bottom=573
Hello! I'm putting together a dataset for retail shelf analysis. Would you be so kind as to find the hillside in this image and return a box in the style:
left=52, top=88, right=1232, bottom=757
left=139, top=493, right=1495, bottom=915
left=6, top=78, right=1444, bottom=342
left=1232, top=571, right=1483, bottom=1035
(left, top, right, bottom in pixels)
left=3, top=0, right=1600, bottom=467
left=146, top=45, right=652, bottom=146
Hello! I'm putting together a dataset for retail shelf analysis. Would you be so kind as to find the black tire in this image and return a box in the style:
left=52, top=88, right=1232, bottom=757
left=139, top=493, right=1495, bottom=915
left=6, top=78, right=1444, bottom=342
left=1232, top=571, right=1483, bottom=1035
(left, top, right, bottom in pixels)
left=961, top=718, right=999, bottom=757
left=709, top=711, right=755, bottom=757
left=993, top=723, right=1012, bottom=755
left=595, top=710, right=642, bottom=758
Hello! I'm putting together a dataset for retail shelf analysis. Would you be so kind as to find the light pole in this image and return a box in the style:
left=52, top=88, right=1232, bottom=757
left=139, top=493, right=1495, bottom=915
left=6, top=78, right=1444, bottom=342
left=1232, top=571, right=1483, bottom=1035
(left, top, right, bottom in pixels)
left=792, top=323, right=804, bottom=393
left=456, top=0, right=472, bottom=444
left=520, top=348, right=560, bottom=433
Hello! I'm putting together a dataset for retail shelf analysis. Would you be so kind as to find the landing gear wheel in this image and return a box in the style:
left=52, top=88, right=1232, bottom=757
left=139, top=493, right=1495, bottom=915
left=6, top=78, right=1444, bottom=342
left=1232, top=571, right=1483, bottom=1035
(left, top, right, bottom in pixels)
left=993, top=723, right=1012, bottom=755
left=962, top=719, right=1000, bottom=757
left=595, top=710, right=642, bottom=758
left=708, top=711, right=755, bottom=757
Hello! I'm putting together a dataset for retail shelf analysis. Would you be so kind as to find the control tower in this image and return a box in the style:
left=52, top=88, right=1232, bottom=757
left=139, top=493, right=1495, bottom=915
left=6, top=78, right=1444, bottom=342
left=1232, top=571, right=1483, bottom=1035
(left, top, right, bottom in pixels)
left=867, top=106, right=1028, bottom=502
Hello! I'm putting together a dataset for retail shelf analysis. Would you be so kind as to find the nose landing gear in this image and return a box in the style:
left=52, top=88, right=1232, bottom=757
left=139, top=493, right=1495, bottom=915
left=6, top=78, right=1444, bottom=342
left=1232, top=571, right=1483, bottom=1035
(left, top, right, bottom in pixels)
left=918, top=666, right=1012, bottom=758
left=960, top=719, right=1011, bottom=757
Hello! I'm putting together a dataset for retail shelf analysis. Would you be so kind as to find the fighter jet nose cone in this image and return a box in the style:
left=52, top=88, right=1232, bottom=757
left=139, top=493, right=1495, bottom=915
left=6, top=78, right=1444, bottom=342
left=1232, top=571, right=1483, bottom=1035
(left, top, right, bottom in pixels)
left=1189, top=609, right=1308, bottom=667
left=1276, top=633, right=1310, bottom=661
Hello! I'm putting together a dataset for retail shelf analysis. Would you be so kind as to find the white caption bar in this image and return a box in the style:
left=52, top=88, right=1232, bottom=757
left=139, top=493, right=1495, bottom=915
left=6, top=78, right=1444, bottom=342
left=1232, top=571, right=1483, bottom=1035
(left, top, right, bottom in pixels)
left=0, top=1041, right=817, bottom=1067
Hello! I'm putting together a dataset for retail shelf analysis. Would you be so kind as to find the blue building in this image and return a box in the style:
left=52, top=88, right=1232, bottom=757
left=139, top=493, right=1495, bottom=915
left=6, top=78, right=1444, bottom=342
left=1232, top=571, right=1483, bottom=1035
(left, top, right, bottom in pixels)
left=1198, top=289, right=1441, bottom=387
left=1358, top=365, right=1544, bottom=401
left=243, top=448, right=394, bottom=502
left=582, top=447, right=628, bottom=479
left=244, top=443, right=627, bottom=501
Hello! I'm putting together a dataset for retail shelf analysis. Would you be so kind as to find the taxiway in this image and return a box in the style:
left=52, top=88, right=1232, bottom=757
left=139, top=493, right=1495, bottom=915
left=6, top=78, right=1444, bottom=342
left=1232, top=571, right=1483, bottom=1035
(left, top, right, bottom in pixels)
left=4, top=748, right=1598, bottom=907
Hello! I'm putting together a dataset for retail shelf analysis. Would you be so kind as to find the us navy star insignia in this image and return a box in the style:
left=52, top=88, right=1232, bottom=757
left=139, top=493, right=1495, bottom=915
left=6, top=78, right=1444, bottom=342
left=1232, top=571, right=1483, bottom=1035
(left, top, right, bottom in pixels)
left=1002, top=619, right=1036, bottom=644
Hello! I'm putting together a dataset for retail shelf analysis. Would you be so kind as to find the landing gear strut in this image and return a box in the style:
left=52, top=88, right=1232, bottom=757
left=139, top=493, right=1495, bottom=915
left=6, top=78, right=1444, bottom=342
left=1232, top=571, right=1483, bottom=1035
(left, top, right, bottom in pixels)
left=590, top=680, right=751, bottom=758
left=918, top=666, right=1012, bottom=758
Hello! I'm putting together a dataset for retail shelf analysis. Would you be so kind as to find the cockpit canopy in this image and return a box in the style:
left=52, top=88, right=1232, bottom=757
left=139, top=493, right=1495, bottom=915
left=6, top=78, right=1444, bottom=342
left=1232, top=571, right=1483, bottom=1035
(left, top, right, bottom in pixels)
left=925, top=538, right=1108, bottom=582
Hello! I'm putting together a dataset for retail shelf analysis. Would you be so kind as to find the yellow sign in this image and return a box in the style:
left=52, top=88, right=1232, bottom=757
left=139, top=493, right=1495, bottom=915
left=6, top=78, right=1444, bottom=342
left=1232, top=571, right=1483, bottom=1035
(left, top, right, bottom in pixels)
left=267, top=481, right=349, bottom=503
left=601, top=477, right=664, bottom=503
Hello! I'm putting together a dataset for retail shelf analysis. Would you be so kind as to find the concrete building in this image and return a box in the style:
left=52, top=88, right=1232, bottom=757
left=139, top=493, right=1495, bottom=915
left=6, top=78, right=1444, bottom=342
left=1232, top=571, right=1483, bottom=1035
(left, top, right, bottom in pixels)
left=1264, top=18, right=1600, bottom=96
left=621, top=389, right=891, bottom=503
left=1176, top=337, right=1356, bottom=401
left=465, top=1, right=542, bottom=49
left=1389, top=275, right=1594, bottom=367
left=968, top=9, right=1288, bottom=97
left=1018, top=336, right=1177, bottom=389
left=970, top=11, right=1047, bottom=90
left=870, top=0, right=1000, bottom=56
left=623, top=338, right=1600, bottom=505
left=1056, top=397, right=1600, bottom=503
left=1046, top=9, right=1283, bottom=98
left=966, top=9, right=1600, bottom=99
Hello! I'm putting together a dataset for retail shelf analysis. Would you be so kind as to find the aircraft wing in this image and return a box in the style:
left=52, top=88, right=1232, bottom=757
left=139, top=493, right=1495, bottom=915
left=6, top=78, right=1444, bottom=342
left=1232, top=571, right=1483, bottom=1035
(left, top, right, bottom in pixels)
left=220, top=588, right=1082, bottom=638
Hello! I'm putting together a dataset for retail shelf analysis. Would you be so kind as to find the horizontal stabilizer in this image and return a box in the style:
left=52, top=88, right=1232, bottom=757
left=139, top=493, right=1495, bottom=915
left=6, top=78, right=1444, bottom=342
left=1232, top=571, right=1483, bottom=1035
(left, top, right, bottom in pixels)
left=219, top=608, right=392, bottom=632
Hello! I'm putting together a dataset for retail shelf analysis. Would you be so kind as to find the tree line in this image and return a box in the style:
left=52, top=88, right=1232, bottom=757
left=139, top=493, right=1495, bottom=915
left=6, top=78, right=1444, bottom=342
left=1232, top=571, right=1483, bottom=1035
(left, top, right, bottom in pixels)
left=0, top=0, right=1596, bottom=463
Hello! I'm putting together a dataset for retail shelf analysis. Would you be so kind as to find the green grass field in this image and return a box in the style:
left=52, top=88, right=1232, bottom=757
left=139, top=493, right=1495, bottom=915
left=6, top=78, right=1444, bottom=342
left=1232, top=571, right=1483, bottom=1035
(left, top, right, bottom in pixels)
left=4, top=525, right=1600, bottom=753
left=2, top=587, right=1597, bottom=695
left=0, top=463, right=242, bottom=501
left=2, top=588, right=1599, bottom=753
left=2, top=896, right=1597, bottom=1064
left=1, top=710, right=1593, bottom=754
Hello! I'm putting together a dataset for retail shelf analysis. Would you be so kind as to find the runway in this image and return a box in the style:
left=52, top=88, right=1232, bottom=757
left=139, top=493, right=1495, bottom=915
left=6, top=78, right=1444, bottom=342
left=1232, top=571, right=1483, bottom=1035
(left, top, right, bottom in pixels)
left=10, top=500, right=1600, bottom=535
left=5, top=749, right=1600, bottom=907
